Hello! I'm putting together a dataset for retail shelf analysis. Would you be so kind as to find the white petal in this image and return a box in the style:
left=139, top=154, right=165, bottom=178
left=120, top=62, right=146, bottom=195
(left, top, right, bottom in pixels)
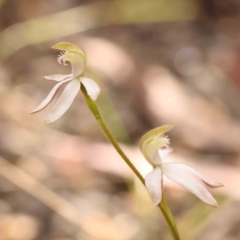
left=80, top=77, right=100, bottom=101
left=159, top=147, right=173, bottom=161
left=45, top=79, right=80, bottom=125
left=44, top=74, right=73, bottom=82
left=145, top=167, right=163, bottom=207
left=162, top=162, right=218, bottom=207
left=30, top=78, right=72, bottom=114
left=169, top=162, right=223, bottom=188
left=71, top=62, right=85, bottom=78
left=146, top=148, right=162, bottom=165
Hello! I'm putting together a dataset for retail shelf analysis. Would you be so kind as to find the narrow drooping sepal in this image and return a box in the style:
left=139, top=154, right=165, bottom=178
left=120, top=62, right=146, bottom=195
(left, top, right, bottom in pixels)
left=80, top=77, right=100, bottom=101
left=44, top=74, right=73, bottom=82
left=169, top=162, right=223, bottom=188
left=162, top=162, right=218, bottom=207
left=145, top=167, right=163, bottom=207
left=45, top=79, right=80, bottom=125
left=30, top=78, right=72, bottom=114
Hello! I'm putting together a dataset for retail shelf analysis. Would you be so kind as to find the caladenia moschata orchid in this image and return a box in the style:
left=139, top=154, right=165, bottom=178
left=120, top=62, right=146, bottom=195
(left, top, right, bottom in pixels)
left=32, top=42, right=181, bottom=240
left=31, top=42, right=100, bottom=125
left=140, top=125, right=223, bottom=208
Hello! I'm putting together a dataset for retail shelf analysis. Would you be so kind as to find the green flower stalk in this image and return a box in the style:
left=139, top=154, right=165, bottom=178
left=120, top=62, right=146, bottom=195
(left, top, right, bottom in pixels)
left=81, top=84, right=181, bottom=240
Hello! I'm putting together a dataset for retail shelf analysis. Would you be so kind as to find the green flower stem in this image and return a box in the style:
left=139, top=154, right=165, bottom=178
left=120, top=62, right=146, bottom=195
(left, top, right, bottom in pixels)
left=81, top=85, right=180, bottom=240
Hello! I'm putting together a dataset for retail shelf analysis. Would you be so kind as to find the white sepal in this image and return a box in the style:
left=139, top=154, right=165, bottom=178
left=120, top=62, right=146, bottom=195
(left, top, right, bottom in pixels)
left=159, top=147, right=173, bottom=161
left=145, top=167, right=163, bottom=207
left=80, top=77, right=100, bottom=101
left=168, top=162, right=223, bottom=188
left=31, top=78, right=72, bottom=114
left=45, top=79, right=80, bottom=125
left=162, top=162, right=218, bottom=207
left=44, top=74, right=73, bottom=82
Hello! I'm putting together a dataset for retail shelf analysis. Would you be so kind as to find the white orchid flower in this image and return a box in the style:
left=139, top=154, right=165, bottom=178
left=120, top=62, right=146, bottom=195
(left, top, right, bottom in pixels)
left=31, top=42, right=100, bottom=125
left=140, top=125, right=223, bottom=207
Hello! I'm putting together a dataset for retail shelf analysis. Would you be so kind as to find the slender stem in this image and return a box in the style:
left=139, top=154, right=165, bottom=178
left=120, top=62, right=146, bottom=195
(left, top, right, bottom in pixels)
left=97, top=117, right=144, bottom=182
left=160, top=195, right=180, bottom=240
left=97, top=114, right=180, bottom=240
left=81, top=85, right=180, bottom=240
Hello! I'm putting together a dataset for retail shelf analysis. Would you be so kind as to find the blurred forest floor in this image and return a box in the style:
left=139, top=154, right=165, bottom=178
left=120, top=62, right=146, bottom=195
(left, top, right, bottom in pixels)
left=0, top=0, right=240, bottom=240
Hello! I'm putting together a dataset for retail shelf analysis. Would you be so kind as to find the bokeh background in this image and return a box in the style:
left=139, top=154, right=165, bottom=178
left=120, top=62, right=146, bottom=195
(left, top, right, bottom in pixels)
left=0, top=0, right=240, bottom=239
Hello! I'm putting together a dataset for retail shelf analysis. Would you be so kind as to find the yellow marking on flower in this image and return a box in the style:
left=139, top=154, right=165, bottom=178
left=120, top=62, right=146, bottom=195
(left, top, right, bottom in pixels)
left=52, top=42, right=86, bottom=65
left=139, top=125, right=173, bottom=163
